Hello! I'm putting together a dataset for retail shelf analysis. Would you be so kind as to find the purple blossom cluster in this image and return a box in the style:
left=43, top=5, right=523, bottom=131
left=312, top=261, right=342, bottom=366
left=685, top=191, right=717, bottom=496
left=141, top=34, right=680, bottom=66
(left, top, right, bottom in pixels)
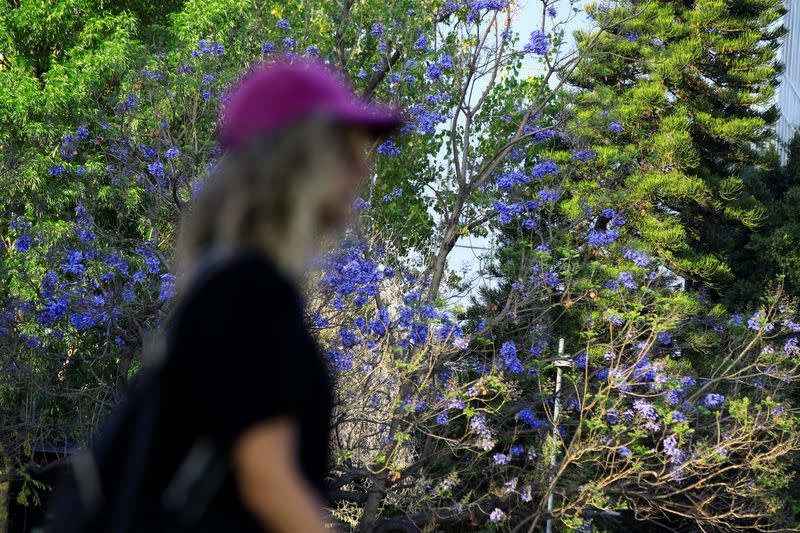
left=703, top=393, right=725, bottom=409
left=523, top=30, right=549, bottom=55
left=377, top=139, right=401, bottom=158
left=531, top=159, right=558, bottom=179
left=495, top=170, right=530, bottom=190
left=500, top=341, right=524, bottom=373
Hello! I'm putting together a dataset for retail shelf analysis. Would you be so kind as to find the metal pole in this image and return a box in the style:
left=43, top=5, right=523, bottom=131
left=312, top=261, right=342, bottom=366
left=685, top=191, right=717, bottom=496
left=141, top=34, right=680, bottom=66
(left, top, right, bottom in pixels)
left=546, top=338, right=566, bottom=533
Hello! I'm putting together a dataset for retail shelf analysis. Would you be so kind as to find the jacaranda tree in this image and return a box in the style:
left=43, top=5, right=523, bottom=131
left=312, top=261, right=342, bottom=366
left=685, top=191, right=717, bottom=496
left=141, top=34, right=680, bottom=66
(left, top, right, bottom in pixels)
left=1, top=0, right=798, bottom=531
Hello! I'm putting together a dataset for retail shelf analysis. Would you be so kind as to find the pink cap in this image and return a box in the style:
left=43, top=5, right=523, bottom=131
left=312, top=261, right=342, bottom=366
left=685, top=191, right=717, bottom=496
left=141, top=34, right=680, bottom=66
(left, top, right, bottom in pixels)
left=219, top=59, right=403, bottom=152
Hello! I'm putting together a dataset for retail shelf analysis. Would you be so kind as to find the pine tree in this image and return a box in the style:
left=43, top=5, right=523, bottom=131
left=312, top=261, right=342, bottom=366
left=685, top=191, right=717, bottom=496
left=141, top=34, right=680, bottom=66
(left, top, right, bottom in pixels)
left=563, top=0, right=786, bottom=291
left=727, top=133, right=800, bottom=307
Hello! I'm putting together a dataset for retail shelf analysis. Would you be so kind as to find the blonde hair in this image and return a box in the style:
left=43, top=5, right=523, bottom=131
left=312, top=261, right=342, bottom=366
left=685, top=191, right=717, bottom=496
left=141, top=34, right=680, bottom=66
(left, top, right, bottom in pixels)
left=171, top=114, right=349, bottom=299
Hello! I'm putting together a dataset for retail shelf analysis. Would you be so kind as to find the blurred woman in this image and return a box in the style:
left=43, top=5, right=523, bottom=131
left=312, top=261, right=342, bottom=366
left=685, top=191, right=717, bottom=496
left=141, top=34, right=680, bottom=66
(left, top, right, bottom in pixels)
left=159, top=58, right=401, bottom=532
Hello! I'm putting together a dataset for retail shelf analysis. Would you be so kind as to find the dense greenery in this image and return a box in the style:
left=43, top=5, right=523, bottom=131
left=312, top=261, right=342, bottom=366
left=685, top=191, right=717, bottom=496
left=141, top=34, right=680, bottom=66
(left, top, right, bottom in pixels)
left=728, top=134, right=800, bottom=307
left=562, top=0, right=785, bottom=291
left=1, top=1, right=799, bottom=531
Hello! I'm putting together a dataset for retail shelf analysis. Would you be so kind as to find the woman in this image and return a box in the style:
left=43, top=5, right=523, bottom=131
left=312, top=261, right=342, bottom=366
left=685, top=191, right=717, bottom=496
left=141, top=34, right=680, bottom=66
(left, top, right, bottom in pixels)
left=159, top=58, right=401, bottom=532
left=47, top=58, right=401, bottom=533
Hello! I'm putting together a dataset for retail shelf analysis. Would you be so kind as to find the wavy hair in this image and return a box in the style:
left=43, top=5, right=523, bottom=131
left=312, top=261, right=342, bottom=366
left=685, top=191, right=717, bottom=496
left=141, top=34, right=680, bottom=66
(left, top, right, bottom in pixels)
left=171, top=113, right=351, bottom=299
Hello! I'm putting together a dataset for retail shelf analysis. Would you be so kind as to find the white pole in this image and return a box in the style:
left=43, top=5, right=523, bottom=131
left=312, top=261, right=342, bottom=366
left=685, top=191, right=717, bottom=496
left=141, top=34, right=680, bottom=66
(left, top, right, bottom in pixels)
left=546, top=338, right=566, bottom=533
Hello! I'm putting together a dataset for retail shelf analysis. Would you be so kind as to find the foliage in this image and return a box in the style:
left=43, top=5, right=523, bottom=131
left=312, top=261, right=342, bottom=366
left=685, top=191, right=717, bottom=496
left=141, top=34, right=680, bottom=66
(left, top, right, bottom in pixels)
left=1, top=0, right=799, bottom=532
left=727, top=133, right=800, bottom=308
left=557, top=0, right=786, bottom=291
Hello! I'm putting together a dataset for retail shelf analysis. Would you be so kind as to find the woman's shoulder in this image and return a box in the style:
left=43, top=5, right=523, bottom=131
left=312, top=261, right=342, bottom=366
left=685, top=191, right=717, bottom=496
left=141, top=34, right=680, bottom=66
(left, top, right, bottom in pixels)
left=196, top=246, right=294, bottom=295
left=172, top=246, right=301, bottom=323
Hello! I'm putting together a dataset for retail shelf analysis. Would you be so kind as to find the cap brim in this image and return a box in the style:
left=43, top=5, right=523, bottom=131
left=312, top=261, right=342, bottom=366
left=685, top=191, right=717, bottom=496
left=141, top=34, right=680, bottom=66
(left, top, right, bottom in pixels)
left=331, top=102, right=404, bottom=138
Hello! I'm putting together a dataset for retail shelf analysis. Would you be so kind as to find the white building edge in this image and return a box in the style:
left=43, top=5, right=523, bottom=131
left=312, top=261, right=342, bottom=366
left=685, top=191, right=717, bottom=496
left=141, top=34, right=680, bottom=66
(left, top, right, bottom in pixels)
left=778, top=0, right=800, bottom=164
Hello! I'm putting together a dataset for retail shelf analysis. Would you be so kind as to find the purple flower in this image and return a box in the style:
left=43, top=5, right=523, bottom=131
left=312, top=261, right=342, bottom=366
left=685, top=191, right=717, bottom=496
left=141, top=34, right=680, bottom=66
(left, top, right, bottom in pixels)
left=663, top=434, right=685, bottom=465
left=626, top=31, right=640, bottom=43
left=469, top=0, right=508, bottom=10
left=439, top=54, right=454, bottom=68
left=517, top=408, right=535, bottom=425
left=353, top=197, right=371, bottom=210
left=69, top=312, right=94, bottom=331
left=785, top=337, right=799, bottom=355
left=608, top=119, right=624, bottom=133
left=377, top=139, right=401, bottom=158
left=588, top=228, right=619, bottom=247
left=159, top=273, right=176, bottom=302
left=489, top=508, right=505, bottom=523
left=572, top=148, right=596, bottom=161
left=537, top=189, right=560, bottom=203
left=284, top=37, right=296, bottom=49
left=547, top=6, right=557, bottom=17
left=148, top=161, right=165, bottom=177
left=531, top=159, right=558, bottom=178
left=165, top=147, right=180, bottom=159
left=426, top=63, right=442, bottom=80
left=658, top=331, right=672, bottom=345
left=493, top=453, right=510, bottom=465
left=261, top=42, right=276, bottom=54
left=493, top=201, right=523, bottom=224
left=618, top=445, right=632, bottom=458
left=671, top=411, right=688, bottom=423
left=75, top=228, right=95, bottom=243
left=664, top=389, right=683, bottom=406
left=14, top=235, right=31, bottom=252
left=703, top=393, right=725, bottom=409
left=747, top=310, right=772, bottom=331
left=276, top=18, right=290, bottom=30
left=436, top=412, right=449, bottom=425
left=135, top=246, right=161, bottom=274
left=210, top=41, right=225, bottom=55
left=413, top=34, right=429, bottom=50
left=781, top=320, right=800, bottom=332
left=9, top=217, right=31, bottom=230
left=604, top=311, right=625, bottom=326
left=523, top=30, right=549, bottom=55
left=531, top=128, right=555, bottom=142
left=117, top=94, right=139, bottom=111
left=371, top=22, right=384, bottom=37
left=500, top=341, right=524, bottom=373
left=49, top=165, right=65, bottom=176
left=495, top=170, right=529, bottom=190
left=623, top=248, right=651, bottom=267
left=326, top=349, right=353, bottom=372
left=603, top=209, right=626, bottom=227
left=618, top=271, right=636, bottom=289
left=633, top=398, right=658, bottom=421
left=62, top=251, right=86, bottom=276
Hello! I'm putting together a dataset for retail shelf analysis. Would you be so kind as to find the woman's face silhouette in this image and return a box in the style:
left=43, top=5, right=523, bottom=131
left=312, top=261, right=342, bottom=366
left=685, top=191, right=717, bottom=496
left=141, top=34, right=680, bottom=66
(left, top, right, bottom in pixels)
left=318, top=127, right=373, bottom=230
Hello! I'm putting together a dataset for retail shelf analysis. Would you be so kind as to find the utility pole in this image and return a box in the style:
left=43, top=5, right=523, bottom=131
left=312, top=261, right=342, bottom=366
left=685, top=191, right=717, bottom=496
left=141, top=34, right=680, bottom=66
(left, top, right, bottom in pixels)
left=546, top=338, right=572, bottom=533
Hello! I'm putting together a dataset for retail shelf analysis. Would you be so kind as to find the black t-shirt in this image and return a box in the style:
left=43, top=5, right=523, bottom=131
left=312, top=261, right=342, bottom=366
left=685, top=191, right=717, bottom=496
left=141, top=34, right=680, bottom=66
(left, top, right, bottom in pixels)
left=150, top=246, right=333, bottom=530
